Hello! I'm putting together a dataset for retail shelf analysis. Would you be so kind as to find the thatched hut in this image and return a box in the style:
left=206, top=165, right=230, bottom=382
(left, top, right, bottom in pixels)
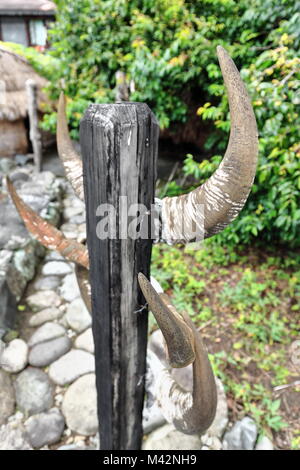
left=0, top=45, right=54, bottom=157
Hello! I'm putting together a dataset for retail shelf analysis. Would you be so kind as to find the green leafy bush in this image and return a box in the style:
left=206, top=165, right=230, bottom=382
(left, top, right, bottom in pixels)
left=42, top=0, right=257, bottom=135
left=180, top=12, right=300, bottom=247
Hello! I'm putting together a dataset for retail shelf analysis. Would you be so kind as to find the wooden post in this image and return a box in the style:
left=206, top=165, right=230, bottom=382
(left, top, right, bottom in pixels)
left=26, top=79, right=42, bottom=172
left=80, top=103, right=159, bottom=450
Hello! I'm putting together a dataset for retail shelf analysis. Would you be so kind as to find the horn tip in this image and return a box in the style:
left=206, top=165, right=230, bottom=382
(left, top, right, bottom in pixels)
left=216, top=45, right=229, bottom=61
left=58, top=91, right=66, bottom=110
left=138, top=272, right=147, bottom=284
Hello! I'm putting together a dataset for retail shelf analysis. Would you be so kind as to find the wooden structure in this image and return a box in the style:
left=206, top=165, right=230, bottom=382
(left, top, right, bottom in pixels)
left=0, top=0, right=56, bottom=48
left=0, top=45, right=54, bottom=157
left=81, top=103, right=159, bottom=449
left=26, top=79, right=42, bottom=172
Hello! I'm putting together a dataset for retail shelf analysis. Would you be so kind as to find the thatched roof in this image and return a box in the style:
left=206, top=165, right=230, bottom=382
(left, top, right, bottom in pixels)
left=0, top=45, right=53, bottom=121
left=0, top=0, right=56, bottom=16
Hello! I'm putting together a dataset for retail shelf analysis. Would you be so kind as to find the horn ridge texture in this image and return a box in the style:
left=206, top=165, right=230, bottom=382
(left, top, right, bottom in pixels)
left=161, top=46, right=258, bottom=244
left=138, top=273, right=217, bottom=434
left=57, top=92, right=84, bottom=200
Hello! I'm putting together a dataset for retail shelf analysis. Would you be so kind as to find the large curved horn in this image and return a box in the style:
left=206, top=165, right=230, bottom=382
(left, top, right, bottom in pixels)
left=6, top=177, right=89, bottom=269
left=138, top=273, right=217, bottom=434
left=160, top=46, right=258, bottom=244
left=57, top=92, right=84, bottom=200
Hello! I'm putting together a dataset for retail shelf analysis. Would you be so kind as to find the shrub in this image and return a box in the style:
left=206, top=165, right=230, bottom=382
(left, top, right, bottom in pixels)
left=181, top=12, right=300, bottom=247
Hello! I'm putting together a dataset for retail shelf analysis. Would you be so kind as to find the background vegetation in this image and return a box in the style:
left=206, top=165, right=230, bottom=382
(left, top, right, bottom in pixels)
left=35, top=0, right=300, bottom=248
left=151, top=242, right=300, bottom=447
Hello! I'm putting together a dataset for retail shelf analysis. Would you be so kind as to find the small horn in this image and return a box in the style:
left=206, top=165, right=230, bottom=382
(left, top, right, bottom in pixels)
left=57, top=92, right=84, bottom=200
left=138, top=273, right=217, bottom=434
left=160, top=46, right=258, bottom=243
left=6, top=177, right=89, bottom=269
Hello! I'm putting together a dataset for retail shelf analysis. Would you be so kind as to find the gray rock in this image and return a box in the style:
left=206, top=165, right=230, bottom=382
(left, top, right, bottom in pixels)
left=143, top=349, right=167, bottom=434
left=20, top=171, right=56, bottom=195
left=63, top=197, right=85, bottom=209
left=0, top=251, right=17, bottom=332
left=201, top=434, right=223, bottom=450
left=148, top=329, right=168, bottom=367
left=14, top=367, right=54, bottom=416
left=223, top=417, right=258, bottom=450
left=63, top=194, right=84, bottom=208
left=0, top=422, right=32, bottom=450
left=57, top=444, right=94, bottom=450
left=26, top=290, right=62, bottom=311
left=0, top=370, right=15, bottom=425
left=42, top=261, right=73, bottom=276
left=0, top=171, right=61, bottom=249
left=44, top=251, right=65, bottom=262
left=74, top=328, right=94, bottom=354
left=1, top=338, right=28, bottom=373
left=15, top=154, right=31, bottom=166
left=0, top=157, right=16, bottom=173
left=28, top=322, right=66, bottom=348
left=66, top=298, right=91, bottom=333
left=57, top=314, right=69, bottom=329
left=62, top=373, right=98, bottom=436
left=12, top=247, right=37, bottom=283
left=60, top=223, right=79, bottom=239
left=0, top=196, right=29, bottom=249
left=7, top=241, right=44, bottom=300
left=143, top=402, right=166, bottom=435
left=77, top=224, right=86, bottom=242
left=9, top=169, right=30, bottom=184
left=206, top=378, right=228, bottom=439
left=29, top=307, right=63, bottom=327
left=63, top=206, right=84, bottom=219
left=59, top=272, right=80, bottom=302
left=33, top=275, right=61, bottom=291
left=255, top=435, right=274, bottom=450
left=29, top=336, right=72, bottom=367
left=142, top=424, right=202, bottom=450
left=24, top=408, right=65, bottom=448
left=49, top=349, right=95, bottom=385
left=68, top=214, right=86, bottom=225
left=89, top=432, right=100, bottom=449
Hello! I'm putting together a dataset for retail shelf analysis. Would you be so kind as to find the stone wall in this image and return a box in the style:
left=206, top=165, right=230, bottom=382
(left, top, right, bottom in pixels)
left=0, top=159, right=64, bottom=336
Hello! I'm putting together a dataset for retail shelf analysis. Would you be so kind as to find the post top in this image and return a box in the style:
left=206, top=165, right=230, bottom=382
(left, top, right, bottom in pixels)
left=81, top=102, right=159, bottom=127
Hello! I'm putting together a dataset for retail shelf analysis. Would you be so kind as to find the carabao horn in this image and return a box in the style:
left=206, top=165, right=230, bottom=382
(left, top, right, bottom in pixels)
left=6, top=177, right=89, bottom=269
left=160, top=46, right=258, bottom=243
left=57, top=92, right=84, bottom=201
left=138, top=273, right=217, bottom=434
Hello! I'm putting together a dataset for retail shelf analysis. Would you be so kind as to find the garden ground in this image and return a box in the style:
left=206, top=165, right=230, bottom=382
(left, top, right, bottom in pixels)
left=151, top=242, right=300, bottom=449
